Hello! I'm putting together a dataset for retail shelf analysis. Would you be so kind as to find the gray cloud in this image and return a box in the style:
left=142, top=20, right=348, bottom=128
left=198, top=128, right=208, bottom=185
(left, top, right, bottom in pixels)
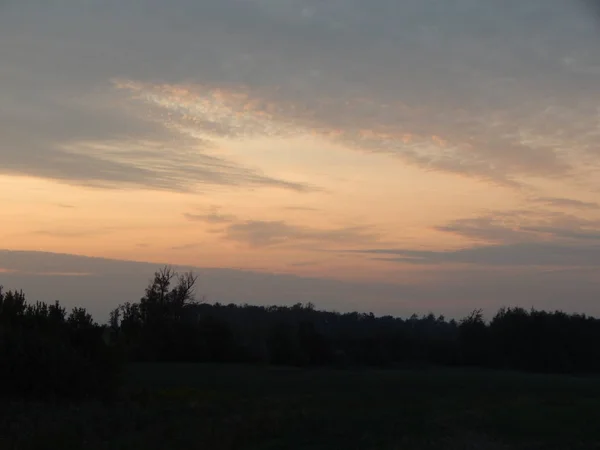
left=360, top=207, right=600, bottom=267
left=0, top=14, right=314, bottom=193
left=288, top=260, right=319, bottom=267
left=434, top=210, right=600, bottom=245
left=519, top=225, right=600, bottom=241
left=581, top=0, right=600, bottom=24
left=359, top=242, right=600, bottom=267
left=224, top=220, right=377, bottom=248
left=3, top=0, right=600, bottom=189
left=184, top=209, right=237, bottom=224
left=434, top=215, right=535, bottom=245
left=532, top=197, right=599, bottom=209
left=0, top=101, right=313, bottom=192
left=183, top=207, right=379, bottom=248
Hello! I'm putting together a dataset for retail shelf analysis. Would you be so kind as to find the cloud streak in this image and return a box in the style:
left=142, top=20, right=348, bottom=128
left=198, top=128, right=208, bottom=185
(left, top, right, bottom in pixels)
left=183, top=207, right=238, bottom=225
left=532, top=197, right=599, bottom=210
left=184, top=207, right=379, bottom=248
left=355, top=207, right=600, bottom=267
left=359, top=243, right=600, bottom=267
left=435, top=210, right=600, bottom=245
left=224, top=220, right=377, bottom=248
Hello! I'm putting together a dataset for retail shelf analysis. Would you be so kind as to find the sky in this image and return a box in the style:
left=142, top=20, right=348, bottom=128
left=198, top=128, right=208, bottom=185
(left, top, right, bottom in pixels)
left=2, top=0, right=600, bottom=321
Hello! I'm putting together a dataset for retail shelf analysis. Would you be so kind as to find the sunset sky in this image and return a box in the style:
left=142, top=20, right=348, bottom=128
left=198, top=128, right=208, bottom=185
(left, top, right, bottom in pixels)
left=2, top=0, right=600, bottom=321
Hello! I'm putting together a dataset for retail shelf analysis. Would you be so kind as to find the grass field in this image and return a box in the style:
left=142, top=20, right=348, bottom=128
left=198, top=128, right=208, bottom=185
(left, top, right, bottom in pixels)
left=2, top=364, right=600, bottom=449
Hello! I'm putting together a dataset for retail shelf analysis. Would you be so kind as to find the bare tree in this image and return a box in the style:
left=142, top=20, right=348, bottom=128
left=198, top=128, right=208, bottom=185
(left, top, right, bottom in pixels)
left=139, top=266, right=200, bottom=325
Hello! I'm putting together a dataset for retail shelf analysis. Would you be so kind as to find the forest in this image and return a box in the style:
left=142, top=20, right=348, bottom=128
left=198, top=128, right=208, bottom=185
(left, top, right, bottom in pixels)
left=2, top=265, right=600, bottom=402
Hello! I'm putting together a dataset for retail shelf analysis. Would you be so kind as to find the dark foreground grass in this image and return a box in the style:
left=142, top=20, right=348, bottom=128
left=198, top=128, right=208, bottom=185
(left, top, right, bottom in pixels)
left=2, top=364, right=600, bottom=449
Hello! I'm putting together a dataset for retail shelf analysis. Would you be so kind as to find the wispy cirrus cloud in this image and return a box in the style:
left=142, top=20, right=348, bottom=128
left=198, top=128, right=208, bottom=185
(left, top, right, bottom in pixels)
left=113, top=78, right=582, bottom=188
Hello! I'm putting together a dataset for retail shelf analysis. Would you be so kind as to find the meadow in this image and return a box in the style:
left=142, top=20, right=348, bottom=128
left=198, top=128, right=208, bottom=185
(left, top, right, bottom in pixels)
left=2, top=363, right=600, bottom=450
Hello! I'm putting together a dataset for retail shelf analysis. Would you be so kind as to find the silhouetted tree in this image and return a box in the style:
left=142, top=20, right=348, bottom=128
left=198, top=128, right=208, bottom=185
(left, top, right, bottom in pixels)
left=0, top=288, right=122, bottom=402
left=109, top=266, right=200, bottom=361
left=458, top=309, right=490, bottom=366
left=7, top=265, right=600, bottom=405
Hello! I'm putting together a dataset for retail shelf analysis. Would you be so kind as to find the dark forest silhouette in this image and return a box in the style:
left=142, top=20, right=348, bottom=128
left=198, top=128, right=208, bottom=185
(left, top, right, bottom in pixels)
left=2, top=265, right=600, bottom=401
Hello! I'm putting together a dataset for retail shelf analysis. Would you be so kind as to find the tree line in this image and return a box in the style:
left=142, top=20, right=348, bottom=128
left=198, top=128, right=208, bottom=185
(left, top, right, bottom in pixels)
left=2, top=266, right=600, bottom=401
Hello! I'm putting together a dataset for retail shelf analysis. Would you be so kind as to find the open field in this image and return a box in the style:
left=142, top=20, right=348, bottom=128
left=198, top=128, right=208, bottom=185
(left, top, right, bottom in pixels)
left=2, top=364, right=600, bottom=449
